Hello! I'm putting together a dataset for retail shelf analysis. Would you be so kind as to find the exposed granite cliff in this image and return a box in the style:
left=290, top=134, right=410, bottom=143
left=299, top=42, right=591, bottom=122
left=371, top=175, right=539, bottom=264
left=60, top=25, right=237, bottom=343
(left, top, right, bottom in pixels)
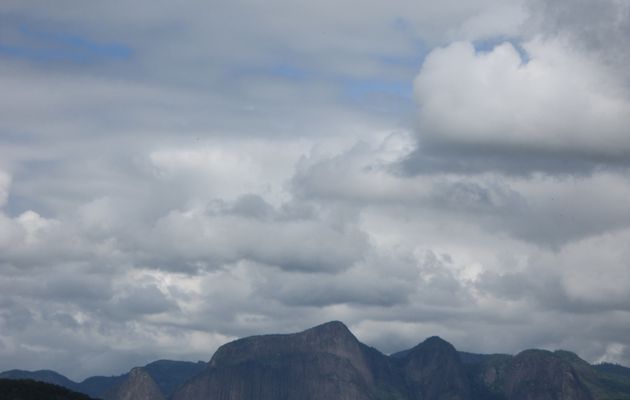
left=103, top=367, right=165, bottom=400
left=172, top=322, right=598, bottom=400
left=465, top=349, right=596, bottom=400
left=503, top=350, right=593, bottom=400
left=172, top=321, right=384, bottom=400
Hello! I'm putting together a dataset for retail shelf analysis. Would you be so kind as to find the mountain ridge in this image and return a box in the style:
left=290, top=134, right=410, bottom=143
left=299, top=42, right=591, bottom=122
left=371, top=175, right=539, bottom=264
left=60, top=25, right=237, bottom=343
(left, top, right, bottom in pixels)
left=3, top=321, right=629, bottom=400
left=0, top=360, right=205, bottom=399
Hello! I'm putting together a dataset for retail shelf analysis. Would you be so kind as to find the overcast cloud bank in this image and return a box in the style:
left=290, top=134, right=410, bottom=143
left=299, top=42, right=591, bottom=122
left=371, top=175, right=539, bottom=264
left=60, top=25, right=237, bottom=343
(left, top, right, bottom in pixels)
left=1, top=0, right=629, bottom=380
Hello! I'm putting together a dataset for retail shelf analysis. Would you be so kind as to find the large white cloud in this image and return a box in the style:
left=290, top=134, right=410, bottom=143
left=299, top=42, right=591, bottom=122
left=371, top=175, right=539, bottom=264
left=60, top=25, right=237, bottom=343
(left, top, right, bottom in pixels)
left=414, top=38, right=630, bottom=159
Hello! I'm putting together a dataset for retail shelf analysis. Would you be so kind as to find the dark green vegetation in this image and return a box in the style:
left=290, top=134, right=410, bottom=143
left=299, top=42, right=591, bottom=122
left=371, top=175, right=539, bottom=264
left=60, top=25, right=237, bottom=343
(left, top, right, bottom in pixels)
left=0, top=379, right=98, bottom=400
left=3, top=321, right=630, bottom=400
left=0, top=370, right=82, bottom=392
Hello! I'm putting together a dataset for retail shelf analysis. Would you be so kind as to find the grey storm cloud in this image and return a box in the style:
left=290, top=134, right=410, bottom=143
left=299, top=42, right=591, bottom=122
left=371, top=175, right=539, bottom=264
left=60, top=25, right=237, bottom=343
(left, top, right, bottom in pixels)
left=2, top=0, right=630, bottom=382
left=139, top=195, right=368, bottom=273
left=528, top=0, right=630, bottom=71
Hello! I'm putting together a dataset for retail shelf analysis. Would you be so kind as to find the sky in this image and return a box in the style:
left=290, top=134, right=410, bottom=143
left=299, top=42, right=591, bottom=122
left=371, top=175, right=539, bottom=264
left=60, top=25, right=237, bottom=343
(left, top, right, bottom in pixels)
left=1, top=0, right=630, bottom=381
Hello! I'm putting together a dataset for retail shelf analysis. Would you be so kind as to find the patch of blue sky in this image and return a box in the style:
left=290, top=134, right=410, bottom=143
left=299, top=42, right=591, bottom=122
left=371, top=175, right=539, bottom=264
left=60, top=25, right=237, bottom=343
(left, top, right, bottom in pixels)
left=268, top=64, right=309, bottom=80
left=233, top=62, right=413, bottom=107
left=230, top=62, right=310, bottom=81
left=339, top=77, right=415, bottom=117
left=0, top=24, right=132, bottom=64
left=388, top=17, right=429, bottom=63
left=342, top=78, right=413, bottom=99
left=379, top=53, right=426, bottom=69
left=4, top=192, right=54, bottom=219
left=473, top=36, right=530, bottom=64
left=0, top=130, right=37, bottom=145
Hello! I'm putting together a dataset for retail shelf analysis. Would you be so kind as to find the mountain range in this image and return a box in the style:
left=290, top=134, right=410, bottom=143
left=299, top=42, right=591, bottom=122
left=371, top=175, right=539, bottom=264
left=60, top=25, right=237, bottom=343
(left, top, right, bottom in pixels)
left=2, top=321, right=630, bottom=400
left=0, top=360, right=206, bottom=399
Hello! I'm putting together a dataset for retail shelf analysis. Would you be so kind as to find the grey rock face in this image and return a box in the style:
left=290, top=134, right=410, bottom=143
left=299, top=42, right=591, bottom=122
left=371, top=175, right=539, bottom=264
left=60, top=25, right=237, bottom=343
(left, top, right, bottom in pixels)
left=174, top=323, right=477, bottom=400
left=173, top=321, right=381, bottom=400
left=173, top=322, right=400, bottom=400
left=172, top=323, right=602, bottom=400
left=103, top=367, right=165, bottom=400
left=503, top=350, right=593, bottom=400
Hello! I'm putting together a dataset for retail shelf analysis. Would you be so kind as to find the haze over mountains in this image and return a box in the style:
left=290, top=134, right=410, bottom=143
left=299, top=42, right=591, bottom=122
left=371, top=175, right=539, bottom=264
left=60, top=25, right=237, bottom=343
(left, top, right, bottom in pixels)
left=3, top=321, right=630, bottom=400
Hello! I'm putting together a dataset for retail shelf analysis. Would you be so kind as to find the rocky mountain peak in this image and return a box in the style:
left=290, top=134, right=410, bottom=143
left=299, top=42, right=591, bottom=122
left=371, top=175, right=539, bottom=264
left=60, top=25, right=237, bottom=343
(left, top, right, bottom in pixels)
left=401, top=335, right=461, bottom=366
left=174, top=321, right=380, bottom=400
left=401, top=336, right=472, bottom=400
left=103, top=367, right=165, bottom=400
left=422, top=335, right=453, bottom=347
left=209, top=320, right=362, bottom=368
left=304, top=320, right=352, bottom=336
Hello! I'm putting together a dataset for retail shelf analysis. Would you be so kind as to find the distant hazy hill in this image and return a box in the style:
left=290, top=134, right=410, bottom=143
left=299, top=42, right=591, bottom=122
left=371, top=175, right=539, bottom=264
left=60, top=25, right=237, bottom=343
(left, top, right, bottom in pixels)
left=0, top=379, right=97, bottom=400
left=3, top=321, right=630, bottom=400
left=0, top=369, right=82, bottom=392
left=0, top=360, right=205, bottom=399
left=76, top=360, right=206, bottom=398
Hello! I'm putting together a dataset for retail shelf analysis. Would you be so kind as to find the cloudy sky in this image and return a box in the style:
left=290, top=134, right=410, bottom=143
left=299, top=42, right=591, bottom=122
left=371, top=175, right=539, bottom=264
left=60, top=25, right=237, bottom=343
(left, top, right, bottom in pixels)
left=2, top=0, right=630, bottom=381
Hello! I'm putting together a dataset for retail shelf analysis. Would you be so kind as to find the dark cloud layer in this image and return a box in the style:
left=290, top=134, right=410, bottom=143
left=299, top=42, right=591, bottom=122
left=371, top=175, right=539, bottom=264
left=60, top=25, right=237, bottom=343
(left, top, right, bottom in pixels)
left=1, top=0, right=630, bottom=381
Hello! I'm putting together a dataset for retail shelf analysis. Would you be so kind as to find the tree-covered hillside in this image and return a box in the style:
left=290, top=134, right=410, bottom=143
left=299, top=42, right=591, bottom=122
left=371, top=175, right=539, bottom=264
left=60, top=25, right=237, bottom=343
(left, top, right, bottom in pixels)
left=0, top=379, right=99, bottom=400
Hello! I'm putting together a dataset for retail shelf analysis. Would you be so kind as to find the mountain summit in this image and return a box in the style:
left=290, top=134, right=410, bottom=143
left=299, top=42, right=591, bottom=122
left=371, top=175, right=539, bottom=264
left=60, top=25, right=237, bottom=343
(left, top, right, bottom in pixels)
left=398, top=336, right=471, bottom=400
left=174, top=321, right=381, bottom=400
